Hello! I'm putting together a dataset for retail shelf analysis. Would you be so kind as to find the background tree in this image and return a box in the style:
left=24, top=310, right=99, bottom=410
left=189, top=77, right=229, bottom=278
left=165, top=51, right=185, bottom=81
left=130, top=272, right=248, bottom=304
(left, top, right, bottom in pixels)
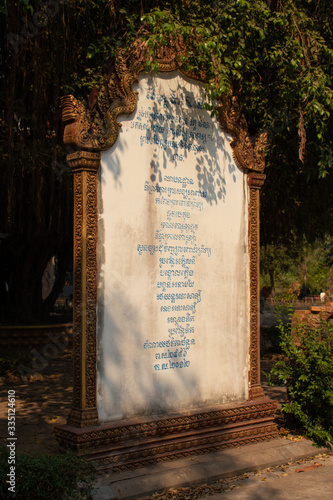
left=0, top=0, right=157, bottom=322
left=261, top=236, right=333, bottom=297
left=1, top=0, right=333, bottom=322
left=260, top=244, right=293, bottom=295
left=134, top=0, right=333, bottom=239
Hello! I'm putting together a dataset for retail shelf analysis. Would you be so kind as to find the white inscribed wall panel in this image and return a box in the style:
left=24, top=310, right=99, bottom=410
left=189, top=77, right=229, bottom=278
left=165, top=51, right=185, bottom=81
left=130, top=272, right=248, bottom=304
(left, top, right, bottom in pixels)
left=96, top=71, right=250, bottom=422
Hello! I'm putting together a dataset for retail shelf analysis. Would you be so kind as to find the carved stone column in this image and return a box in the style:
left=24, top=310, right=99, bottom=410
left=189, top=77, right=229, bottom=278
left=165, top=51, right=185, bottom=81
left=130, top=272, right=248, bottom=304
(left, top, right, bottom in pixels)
left=66, top=150, right=101, bottom=427
left=248, top=172, right=266, bottom=400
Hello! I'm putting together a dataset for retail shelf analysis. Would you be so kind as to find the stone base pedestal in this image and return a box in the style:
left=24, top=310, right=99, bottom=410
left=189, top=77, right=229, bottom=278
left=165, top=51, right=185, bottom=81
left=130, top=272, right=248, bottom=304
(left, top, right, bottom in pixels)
left=54, top=398, right=278, bottom=472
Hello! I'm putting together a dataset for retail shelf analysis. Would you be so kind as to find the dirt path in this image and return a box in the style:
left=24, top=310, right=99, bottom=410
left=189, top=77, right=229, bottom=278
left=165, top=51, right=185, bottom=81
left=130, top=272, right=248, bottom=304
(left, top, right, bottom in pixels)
left=0, top=326, right=286, bottom=457
left=0, top=349, right=73, bottom=455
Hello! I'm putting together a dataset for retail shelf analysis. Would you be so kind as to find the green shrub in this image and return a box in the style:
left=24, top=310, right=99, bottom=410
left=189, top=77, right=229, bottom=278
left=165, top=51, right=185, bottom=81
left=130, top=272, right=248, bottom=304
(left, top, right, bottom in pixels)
left=0, top=448, right=96, bottom=499
left=268, top=311, right=333, bottom=447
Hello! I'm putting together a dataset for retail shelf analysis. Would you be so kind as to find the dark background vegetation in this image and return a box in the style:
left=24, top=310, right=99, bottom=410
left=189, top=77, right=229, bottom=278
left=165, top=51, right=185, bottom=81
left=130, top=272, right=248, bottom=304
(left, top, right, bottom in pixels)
left=1, top=0, right=333, bottom=323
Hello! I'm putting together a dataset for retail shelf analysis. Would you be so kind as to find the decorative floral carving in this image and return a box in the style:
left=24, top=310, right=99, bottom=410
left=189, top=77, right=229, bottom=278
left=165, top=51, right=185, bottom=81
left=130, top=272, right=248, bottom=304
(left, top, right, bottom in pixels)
left=72, top=170, right=83, bottom=411
left=248, top=173, right=266, bottom=399
left=217, top=95, right=267, bottom=172
left=66, top=152, right=100, bottom=428
left=54, top=399, right=277, bottom=470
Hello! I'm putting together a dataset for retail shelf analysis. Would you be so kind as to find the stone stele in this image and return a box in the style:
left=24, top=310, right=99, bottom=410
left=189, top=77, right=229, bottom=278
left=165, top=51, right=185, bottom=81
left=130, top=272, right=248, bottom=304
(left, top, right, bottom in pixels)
left=54, top=55, right=277, bottom=471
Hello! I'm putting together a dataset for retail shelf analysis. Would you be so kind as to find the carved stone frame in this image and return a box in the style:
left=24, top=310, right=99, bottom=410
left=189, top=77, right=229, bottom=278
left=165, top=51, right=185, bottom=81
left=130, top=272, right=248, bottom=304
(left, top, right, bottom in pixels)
left=55, top=53, right=276, bottom=468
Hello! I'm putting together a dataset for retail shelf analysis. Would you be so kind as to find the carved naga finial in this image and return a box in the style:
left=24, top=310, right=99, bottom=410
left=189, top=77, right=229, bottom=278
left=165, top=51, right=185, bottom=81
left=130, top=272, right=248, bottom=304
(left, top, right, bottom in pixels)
left=61, top=95, right=94, bottom=150
left=61, top=56, right=139, bottom=152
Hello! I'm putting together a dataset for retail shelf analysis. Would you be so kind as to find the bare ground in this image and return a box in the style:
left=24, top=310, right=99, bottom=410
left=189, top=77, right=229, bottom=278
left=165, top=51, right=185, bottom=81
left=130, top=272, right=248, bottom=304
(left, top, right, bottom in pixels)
left=0, top=311, right=287, bottom=457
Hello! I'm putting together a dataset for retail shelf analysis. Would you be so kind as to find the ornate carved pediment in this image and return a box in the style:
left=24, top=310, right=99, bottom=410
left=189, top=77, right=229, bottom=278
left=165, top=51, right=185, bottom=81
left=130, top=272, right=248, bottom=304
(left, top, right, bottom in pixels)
left=217, top=95, right=267, bottom=173
left=61, top=57, right=139, bottom=152
left=61, top=49, right=267, bottom=172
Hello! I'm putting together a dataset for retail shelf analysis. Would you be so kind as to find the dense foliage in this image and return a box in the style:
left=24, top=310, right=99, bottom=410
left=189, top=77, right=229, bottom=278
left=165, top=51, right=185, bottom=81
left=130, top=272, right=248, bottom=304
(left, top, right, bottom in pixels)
left=0, top=448, right=95, bottom=499
left=1, top=0, right=333, bottom=322
left=268, top=312, right=333, bottom=447
left=133, top=1, right=333, bottom=244
left=261, top=235, right=333, bottom=295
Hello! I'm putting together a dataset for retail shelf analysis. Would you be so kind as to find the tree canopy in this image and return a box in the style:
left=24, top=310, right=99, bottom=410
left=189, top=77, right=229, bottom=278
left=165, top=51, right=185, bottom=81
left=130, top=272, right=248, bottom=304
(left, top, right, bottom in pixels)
left=1, top=0, right=333, bottom=322
left=135, top=0, right=333, bottom=244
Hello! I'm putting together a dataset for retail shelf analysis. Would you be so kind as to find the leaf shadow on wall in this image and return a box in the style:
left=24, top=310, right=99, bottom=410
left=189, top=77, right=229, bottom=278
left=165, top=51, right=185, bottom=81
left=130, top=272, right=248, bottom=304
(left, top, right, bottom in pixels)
left=142, top=73, right=232, bottom=205
left=138, top=73, right=240, bottom=204
left=101, top=72, right=241, bottom=204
